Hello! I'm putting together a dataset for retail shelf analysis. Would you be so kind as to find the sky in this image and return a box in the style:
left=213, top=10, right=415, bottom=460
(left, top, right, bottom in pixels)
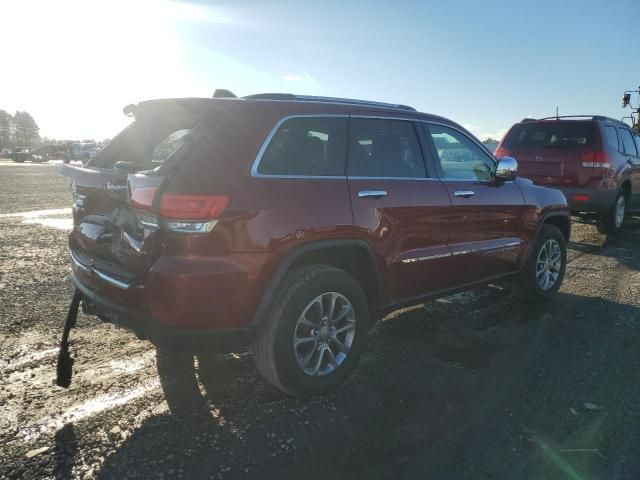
left=2, top=0, right=640, bottom=141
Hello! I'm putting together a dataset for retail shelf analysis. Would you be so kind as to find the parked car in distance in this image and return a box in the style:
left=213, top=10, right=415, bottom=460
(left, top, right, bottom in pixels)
left=61, top=92, right=570, bottom=397
left=12, top=147, right=34, bottom=163
left=496, top=116, right=640, bottom=234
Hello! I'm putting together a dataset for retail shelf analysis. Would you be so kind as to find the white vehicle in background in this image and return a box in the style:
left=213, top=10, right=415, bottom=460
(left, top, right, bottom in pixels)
left=63, top=142, right=101, bottom=164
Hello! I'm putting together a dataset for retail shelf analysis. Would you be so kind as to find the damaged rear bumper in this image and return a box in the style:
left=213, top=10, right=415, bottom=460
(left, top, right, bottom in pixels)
left=72, top=272, right=251, bottom=354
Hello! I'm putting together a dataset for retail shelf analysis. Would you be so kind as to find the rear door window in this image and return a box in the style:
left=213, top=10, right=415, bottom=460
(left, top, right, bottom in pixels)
left=602, top=125, right=620, bottom=151
left=257, top=117, right=348, bottom=176
left=618, top=128, right=638, bottom=157
left=634, top=133, right=640, bottom=156
left=347, top=118, right=426, bottom=178
left=425, top=124, right=494, bottom=181
left=503, top=122, right=595, bottom=149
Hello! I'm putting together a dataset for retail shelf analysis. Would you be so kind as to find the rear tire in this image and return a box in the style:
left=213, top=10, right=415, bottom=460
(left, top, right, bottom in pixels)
left=252, top=265, right=369, bottom=397
left=596, top=191, right=627, bottom=235
left=512, top=224, right=566, bottom=303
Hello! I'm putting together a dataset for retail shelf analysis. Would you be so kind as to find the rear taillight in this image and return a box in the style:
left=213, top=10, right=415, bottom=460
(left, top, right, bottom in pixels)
left=580, top=151, right=610, bottom=169
left=131, top=187, right=159, bottom=228
left=159, top=194, right=229, bottom=233
left=131, top=187, right=157, bottom=211
left=131, top=188, right=228, bottom=233
left=160, top=195, right=229, bottom=219
left=495, top=147, right=507, bottom=158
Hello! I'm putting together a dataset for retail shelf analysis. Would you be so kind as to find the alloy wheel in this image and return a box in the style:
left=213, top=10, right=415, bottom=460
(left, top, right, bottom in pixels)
left=293, top=292, right=356, bottom=377
left=614, top=195, right=626, bottom=229
left=536, top=239, right=562, bottom=291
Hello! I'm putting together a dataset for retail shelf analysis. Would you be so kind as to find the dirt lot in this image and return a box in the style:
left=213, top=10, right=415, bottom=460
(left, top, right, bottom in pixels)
left=1, top=160, right=639, bottom=480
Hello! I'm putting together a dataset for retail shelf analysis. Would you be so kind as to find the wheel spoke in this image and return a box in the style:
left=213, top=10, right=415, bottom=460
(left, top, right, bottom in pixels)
left=311, top=345, right=326, bottom=376
left=325, top=348, right=338, bottom=368
left=332, top=336, right=349, bottom=353
left=294, top=336, right=317, bottom=349
left=332, top=304, right=352, bottom=323
left=334, top=320, right=356, bottom=335
left=300, top=342, right=318, bottom=366
left=328, top=293, right=338, bottom=321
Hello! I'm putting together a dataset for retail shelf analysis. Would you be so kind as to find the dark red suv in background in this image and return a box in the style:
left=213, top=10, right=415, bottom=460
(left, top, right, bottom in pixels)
left=496, top=116, right=640, bottom=234
left=62, top=92, right=570, bottom=396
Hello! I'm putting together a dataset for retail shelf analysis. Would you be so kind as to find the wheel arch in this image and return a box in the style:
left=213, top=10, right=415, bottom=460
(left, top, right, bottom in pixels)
left=520, top=211, right=570, bottom=269
left=250, top=240, right=385, bottom=328
left=620, top=179, right=631, bottom=198
left=542, top=213, right=570, bottom=242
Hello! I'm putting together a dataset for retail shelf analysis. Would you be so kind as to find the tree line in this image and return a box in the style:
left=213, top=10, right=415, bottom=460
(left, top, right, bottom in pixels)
left=0, top=110, right=40, bottom=150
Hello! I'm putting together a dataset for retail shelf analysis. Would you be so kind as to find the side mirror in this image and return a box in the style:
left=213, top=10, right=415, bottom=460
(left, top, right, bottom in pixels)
left=495, top=156, right=518, bottom=181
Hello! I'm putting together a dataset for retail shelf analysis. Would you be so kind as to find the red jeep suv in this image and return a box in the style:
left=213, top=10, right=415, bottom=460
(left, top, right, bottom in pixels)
left=496, top=116, right=640, bottom=234
left=62, top=92, right=570, bottom=396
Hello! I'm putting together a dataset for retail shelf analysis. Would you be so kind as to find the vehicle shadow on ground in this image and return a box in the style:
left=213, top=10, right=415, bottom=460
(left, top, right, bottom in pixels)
left=96, top=290, right=640, bottom=480
left=52, top=423, right=77, bottom=480
left=569, top=215, right=640, bottom=272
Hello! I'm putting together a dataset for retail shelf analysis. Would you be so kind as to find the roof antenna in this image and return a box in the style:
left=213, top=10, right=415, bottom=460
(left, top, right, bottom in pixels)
left=556, top=106, right=559, bottom=119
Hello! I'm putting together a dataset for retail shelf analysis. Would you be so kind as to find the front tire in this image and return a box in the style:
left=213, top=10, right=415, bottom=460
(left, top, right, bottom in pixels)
left=596, top=191, right=627, bottom=235
left=252, top=265, right=369, bottom=397
left=513, top=224, right=567, bottom=303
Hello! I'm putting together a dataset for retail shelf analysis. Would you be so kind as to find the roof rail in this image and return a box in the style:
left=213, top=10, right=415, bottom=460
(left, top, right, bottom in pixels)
left=521, top=117, right=537, bottom=122
left=590, top=115, right=629, bottom=126
left=243, top=93, right=416, bottom=111
left=537, top=115, right=599, bottom=120
left=535, top=115, right=627, bottom=126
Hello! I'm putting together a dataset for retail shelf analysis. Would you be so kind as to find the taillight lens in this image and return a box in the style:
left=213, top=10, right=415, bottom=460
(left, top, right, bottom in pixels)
left=131, top=187, right=158, bottom=211
left=160, top=195, right=229, bottom=220
left=580, top=151, right=610, bottom=168
left=132, top=189, right=229, bottom=233
left=131, top=187, right=159, bottom=228
left=159, top=194, right=229, bottom=233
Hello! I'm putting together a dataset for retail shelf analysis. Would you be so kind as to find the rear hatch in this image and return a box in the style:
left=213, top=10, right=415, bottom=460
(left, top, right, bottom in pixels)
left=496, top=120, right=597, bottom=187
left=61, top=100, right=225, bottom=288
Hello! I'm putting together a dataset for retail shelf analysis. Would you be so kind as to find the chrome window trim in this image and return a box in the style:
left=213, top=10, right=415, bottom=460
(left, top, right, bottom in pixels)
left=250, top=114, right=349, bottom=179
left=421, top=120, right=500, bottom=183
left=249, top=114, right=501, bottom=182
left=421, top=120, right=496, bottom=160
left=348, top=176, right=439, bottom=181
left=251, top=114, right=433, bottom=180
left=249, top=114, right=515, bottom=185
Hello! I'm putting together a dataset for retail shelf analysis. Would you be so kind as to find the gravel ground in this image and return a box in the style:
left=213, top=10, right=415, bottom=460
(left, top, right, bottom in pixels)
left=1, top=160, right=639, bottom=480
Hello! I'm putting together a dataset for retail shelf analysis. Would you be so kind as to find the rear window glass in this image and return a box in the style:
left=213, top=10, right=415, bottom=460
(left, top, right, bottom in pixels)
left=618, top=128, right=638, bottom=156
left=257, top=117, right=348, bottom=176
left=503, top=121, right=595, bottom=149
left=91, top=112, right=201, bottom=172
left=348, top=118, right=426, bottom=178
